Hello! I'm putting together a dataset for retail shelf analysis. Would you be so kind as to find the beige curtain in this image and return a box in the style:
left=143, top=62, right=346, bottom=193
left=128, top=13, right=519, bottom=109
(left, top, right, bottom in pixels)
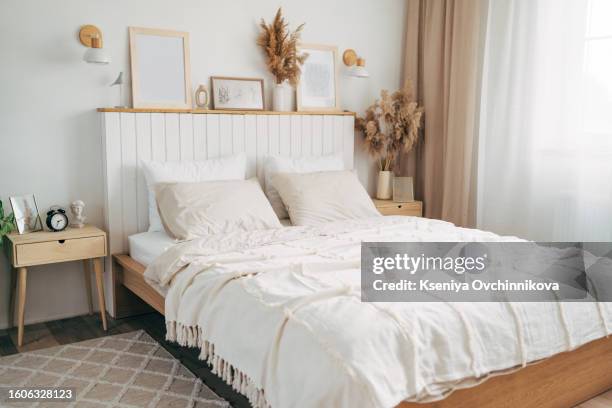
left=400, top=0, right=488, bottom=227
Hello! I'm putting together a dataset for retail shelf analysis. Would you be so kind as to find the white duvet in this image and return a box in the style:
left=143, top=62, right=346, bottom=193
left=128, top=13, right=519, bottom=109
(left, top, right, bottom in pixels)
left=145, top=216, right=612, bottom=408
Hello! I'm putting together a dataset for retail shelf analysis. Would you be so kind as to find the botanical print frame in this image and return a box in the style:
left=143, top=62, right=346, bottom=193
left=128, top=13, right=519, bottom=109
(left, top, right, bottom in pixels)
left=9, top=194, right=42, bottom=234
left=210, top=77, right=265, bottom=111
left=129, top=27, right=192, bottom=109
left=296, top=44, right=340, bottom=112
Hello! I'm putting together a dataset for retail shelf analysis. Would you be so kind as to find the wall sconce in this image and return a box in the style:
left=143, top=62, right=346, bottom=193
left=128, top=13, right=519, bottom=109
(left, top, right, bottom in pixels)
left=79, top=25, right=111, bottom=64
left=342, top=49, right=369, bottom=78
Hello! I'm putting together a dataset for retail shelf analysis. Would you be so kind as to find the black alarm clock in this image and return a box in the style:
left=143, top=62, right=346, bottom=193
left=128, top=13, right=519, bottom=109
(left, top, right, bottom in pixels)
left=46, top=206, right=69, bottom=232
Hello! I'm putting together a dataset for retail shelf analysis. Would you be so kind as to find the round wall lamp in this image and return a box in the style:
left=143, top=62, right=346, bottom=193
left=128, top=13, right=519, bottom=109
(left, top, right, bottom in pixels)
left=342, top=49, right=369, bottom=78
left=79, top=25, right=111, bottom=64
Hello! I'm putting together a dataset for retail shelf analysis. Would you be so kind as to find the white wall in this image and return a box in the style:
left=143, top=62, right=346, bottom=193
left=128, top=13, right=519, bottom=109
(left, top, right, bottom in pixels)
left=0, top=0, right=406, bottom=328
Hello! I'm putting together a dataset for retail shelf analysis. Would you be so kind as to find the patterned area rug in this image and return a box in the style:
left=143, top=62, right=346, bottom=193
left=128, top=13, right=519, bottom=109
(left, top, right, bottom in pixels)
left=0, top=330, right=230, bottom=407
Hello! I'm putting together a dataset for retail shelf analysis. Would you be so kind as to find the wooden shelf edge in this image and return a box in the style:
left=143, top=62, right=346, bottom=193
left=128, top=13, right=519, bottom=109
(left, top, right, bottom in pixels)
left=97, top=107, right=355, bottom=116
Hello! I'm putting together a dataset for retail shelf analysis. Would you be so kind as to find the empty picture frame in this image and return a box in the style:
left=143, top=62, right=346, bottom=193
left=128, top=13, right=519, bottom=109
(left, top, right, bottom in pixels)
left=211, top=77, right=265, bottom=111
left=9, top=194, right=42, bottom=234
left=297, top=44, right=340, bottom=111
left=129, top=27, right=192, bottom=108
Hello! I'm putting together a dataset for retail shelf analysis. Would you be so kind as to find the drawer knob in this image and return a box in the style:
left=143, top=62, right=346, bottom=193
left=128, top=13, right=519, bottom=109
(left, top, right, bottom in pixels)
left=58, top=240, right=66, bottom=244
left=397, top=205, right=402, bottom=208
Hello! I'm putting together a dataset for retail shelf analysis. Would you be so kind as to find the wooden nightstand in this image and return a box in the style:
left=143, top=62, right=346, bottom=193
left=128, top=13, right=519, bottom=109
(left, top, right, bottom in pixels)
left=3, top=225, right=108, bottom=346
left=373, top=199, right=423, bottom=217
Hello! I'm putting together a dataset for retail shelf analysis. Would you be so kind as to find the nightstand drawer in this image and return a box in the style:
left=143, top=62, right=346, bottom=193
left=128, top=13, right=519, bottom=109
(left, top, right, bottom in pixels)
left=15, top=235, right=106, bottom=266
left=378, top=205, right=421, bottom=217
left=373, top=199, right=423, bottom=217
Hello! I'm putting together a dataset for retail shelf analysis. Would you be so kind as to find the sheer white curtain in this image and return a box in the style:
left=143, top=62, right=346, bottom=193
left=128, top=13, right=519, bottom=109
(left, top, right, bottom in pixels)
left=477, top=0, right=612, bottom=241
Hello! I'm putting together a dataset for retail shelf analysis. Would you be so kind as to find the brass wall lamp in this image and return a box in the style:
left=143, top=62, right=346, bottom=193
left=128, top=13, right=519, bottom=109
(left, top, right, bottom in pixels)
left=79, top=24, right=111, bottom=64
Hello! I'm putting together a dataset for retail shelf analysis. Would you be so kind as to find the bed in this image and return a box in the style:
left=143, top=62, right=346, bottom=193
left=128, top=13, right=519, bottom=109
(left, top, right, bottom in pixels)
left=101, top=110, right=612, bottom=408
left=115, top=221, right=612, bottom=408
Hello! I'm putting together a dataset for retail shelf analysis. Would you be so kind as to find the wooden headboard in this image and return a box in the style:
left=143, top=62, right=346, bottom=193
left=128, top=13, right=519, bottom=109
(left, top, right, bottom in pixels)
left=99, top=108, right=355, bottom=316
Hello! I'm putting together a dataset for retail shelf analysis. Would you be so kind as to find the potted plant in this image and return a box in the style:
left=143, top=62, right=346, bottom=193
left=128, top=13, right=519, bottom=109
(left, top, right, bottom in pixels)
left=257, top=8, right=308, bottom=112
left=0, top=200, right=15, bottom=246
left=356, top=82, right=424, bottom=199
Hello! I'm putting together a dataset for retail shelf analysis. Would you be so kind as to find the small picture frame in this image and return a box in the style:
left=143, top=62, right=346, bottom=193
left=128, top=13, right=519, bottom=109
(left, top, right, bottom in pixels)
left=393, top=177, right=415, bottom=203
left=9, top=194, right=42, bottom=234
left=211, top=76, right=265, bottom=110
left=296, top=43, right=340, bottom=111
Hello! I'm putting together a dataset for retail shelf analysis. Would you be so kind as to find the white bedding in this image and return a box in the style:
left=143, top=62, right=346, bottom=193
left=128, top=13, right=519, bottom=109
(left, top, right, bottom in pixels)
left=144, top=216, right=612, bottom=408
left=128, top=221, right=292, bottom=268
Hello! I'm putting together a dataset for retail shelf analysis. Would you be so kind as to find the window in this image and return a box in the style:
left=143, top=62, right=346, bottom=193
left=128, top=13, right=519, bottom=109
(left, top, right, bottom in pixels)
left=582, top=0, right=612, bottom=136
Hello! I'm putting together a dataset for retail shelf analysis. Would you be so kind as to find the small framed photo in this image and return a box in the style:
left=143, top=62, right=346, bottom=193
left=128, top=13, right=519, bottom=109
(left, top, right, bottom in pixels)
left=393, top=177, right=415, bottom=203
left=297, top=44, right=340, bottom=112
left=211, top=76, right=265, bottom=111
left=9, top=194, right=42, bottom=234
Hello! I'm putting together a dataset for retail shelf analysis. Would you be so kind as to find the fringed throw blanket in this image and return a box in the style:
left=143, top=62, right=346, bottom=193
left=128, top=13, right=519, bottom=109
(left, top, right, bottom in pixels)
left=145, top=216, right=612, bottom=408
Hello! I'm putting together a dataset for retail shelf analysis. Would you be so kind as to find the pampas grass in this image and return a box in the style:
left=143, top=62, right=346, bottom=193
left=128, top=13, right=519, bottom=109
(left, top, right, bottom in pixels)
left=356, top=82, right=424, bottom=171
left=257, top=8, right=308, bottom=86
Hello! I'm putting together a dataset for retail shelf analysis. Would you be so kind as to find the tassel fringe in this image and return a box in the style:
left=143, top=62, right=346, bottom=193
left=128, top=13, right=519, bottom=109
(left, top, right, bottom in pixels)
left=166, top=320, right=271, bottom=408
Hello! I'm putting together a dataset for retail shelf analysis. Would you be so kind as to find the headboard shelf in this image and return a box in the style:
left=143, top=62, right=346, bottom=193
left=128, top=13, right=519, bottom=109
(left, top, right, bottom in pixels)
left=97, top=107, right=355, bottom=116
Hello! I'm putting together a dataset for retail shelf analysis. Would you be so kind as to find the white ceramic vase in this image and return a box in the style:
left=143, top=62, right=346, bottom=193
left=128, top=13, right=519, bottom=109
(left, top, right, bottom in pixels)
left=272, top=82, right=292, bottom=112
left=376, top=171, right=393, bottom=200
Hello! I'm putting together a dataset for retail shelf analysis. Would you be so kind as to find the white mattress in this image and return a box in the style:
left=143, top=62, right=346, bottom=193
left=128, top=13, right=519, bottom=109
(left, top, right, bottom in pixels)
left=128, top=231, right=177, bottom=267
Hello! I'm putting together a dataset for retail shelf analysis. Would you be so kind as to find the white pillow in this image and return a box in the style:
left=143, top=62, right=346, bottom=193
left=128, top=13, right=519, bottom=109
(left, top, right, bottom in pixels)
left=142, top=153, right=246, bottom=232
left=155, top=179, right=281, bottom=241
left=264, top=154, right=344, bottom=219
left=271, top=170, right=381, bottom=226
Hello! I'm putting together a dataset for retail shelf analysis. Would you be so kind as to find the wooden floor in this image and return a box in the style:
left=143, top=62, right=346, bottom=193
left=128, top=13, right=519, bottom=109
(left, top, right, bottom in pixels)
left=1, top=312, right=610, bottom=408
left=0, top=311, right=250, bottom=408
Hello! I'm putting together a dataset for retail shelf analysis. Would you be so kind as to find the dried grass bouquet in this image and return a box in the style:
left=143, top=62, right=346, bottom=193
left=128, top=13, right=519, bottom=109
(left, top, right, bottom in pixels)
left=257, top=8, right=308, bottom=86
left=356, top=82, right=424, bottom=171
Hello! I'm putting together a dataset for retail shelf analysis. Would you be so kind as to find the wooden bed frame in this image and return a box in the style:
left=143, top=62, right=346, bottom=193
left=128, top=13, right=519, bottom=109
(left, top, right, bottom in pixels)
left=112, top=253, right=612, bottom=408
